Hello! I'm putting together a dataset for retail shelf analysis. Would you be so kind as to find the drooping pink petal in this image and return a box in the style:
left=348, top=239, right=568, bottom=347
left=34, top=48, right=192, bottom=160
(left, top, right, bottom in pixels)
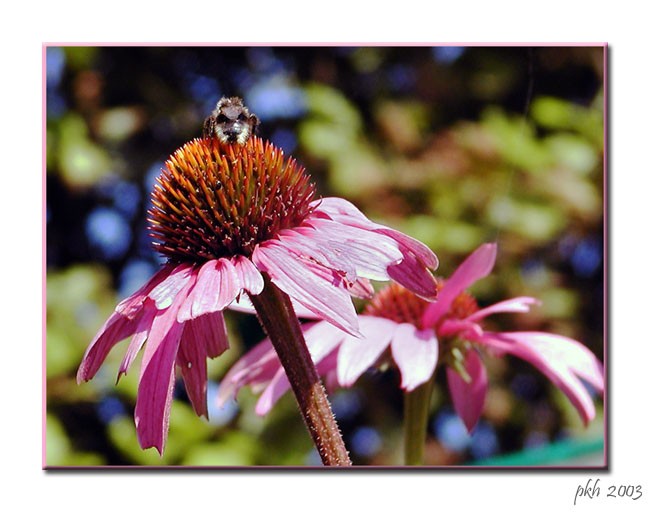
left=466, top=296, right=540, bottom=323
left=347, top=278, right=375, bottom=299
left=255, top=338, right=341, bottom=416
left=311, top=197, right=439, bottom=298
left=117, top=306, right=157, bottom=381
left=302, top=218, right=404, bottom=281
left=438, top=318, right=484, bottom=339
left=232, top=255, right=264, bottom=296
left=176, top=311, right=229, bottom=418
left=479, top=331, right=604, bottom=425
left=148, top=263, right=196, bottom=310
left=216, top=338, right=281, bottom=407
left=115, top=265, right=174, bottom=318
left=314, top=197, right=438, bottom=271
left=255, top=367, right=293, bottom=416
left=134, top=311, right=184, bottom=454
left=177, top=258, right=239, bottom=322
left=390, top=323, right=439, bottom=392
left=134, top=277, right=194, bottom=453
left=311, top=197, right=374, bottom=227
left=227, top=292, right=322, bottom=319
left=421, top=243, right=497, bottom=329
left=278, top=227, right=358, bottom=282
left=302, top=320, right=349, bottom=362
left=337, top=316, right=397, bottom=386
left=76, top=309, right=143, bottom=383
left=376, top=228, right=439, bottom=271
left=387, top=250, right=438, bottom=299
left=253, top=240, right=360, bottom=335
left=446, top=349, right=488, bottom=432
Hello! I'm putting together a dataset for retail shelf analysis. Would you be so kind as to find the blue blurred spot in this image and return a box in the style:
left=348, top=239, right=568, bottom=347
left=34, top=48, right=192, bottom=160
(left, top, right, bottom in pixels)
left=433, top=411, right=472, bottom=452
left=98, top=178, right=141, bottom=219
left=247, top=77, right=306, bottom=120
left=469, top=423, right=499, bottom=459
left=432, top=46, right=465, bottom=65
left=330, top=389, right=362, bottom=421
left=96, top=395, right=127, bottom=424
left=388, top=64, right=416, bottom=92
left=187, top=74, right=222, bottom=113
left=247, top=47, right=287, bottom=74
left=46, top=47, right=66, bottom=88
left=511, top=372, right=541, bottom=400
left=118, top=258, right=157, bottom=298
left=350, top=426, right=383, bottom=458
left=571, top=238, right=602, bottom=278
left=519, top=257, right=544, bottom=278
left=145, top=162, right=164, bottom=192
left=47, top=92, right=67, bottom=119
left=85, top=207, right=132, bottom=260
left=206, top=382, right=239, bottom=426
left=271, top=128, right=297, bottom=154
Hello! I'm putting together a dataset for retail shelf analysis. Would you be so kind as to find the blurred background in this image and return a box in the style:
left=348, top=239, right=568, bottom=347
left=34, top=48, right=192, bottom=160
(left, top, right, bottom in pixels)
left=45, top=45, right=605, bottom=467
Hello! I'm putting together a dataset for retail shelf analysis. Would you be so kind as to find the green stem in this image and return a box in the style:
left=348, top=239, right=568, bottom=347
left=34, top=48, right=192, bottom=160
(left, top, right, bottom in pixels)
left=403, top=376, right=435, bottom=465
left=249, top=275, right=352, bottom=466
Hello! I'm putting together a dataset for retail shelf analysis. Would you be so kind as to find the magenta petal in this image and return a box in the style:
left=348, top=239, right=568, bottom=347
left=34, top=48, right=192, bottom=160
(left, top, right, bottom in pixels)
left=253, top=241, right=360, bottom=335
left=255, top=368, right=292, bottom=415
left=134, top=274, right=196, bottom=453
left=134, top=307, right=185, bottom=454
left=376, top=227, right=439, bottom=270
left=438, top=318, right=484, bottom=339
left=390, top=323, right=439, bottom=391
left=312, top=197, right=373, bottom=226
left=228, top=292, right=322, bottom=319
left=387, top=250, right=438, bottom=299
left=480, top=331, right=604, bottom=425
left=115, top=265, right=173, bottom=318
left=216, top=338, right=281, bottom=406
left=232, top=255, right=264, bottom=296
left=303, top=320, right=348, bottom=362
left=447, top=350, right=488, bottom=432
left=176, top=311, right=228, bottom=418
left=117, top=307, right=157, bottom=381
left=337, top=316, right=397, bottom=386
left=466, top=296, right=540, bottom=323
left=77, top=310, right=142, bottom=383
left=422, top=243, right=497, bottom=328
left=255, top=329, right=342, bottom=416
left=278, top=227, right=358, bottom=282
left=177, top=259, right=239, bottom=322
left=148, top=263, right=195, bottom=310
left=347, top=278, right=375, bottom=299
left=303, top=218, right=403, bottom=280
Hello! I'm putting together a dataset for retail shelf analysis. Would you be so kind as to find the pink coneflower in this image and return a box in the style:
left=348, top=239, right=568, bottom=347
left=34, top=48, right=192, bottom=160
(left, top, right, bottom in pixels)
left=219, top=243, right=604, bottom=440
left=77, top=133, right=438, bottom=457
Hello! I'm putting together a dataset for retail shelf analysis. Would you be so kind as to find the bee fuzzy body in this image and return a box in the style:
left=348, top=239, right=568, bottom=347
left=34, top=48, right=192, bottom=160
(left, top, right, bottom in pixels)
left=203, top=96, right=260, bottom=145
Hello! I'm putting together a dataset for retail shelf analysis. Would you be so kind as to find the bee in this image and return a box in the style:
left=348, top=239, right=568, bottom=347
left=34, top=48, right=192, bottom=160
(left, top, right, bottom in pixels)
left=203, top=96, right=260, bottom=145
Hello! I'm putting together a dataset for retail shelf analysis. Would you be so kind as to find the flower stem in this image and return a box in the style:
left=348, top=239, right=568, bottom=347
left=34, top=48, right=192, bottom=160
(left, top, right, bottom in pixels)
left=403, top=376, right=435, bottom=465
left=249, top=275, right=352, bottom=466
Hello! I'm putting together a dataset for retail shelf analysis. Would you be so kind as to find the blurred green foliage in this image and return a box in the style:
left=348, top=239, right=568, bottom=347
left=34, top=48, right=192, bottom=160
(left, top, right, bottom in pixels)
left=45, top=46, right=604, bottom=467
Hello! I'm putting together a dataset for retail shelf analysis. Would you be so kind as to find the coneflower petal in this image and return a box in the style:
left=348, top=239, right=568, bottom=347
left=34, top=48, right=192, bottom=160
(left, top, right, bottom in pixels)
left=177, top=259, right=239, bottom=322
left=253, top=241, right=360, bottom=336
left=337, top=316, right=397, bottom=386
left=446, top=349, right=488, bottom=432
left=391, top=323, right=439, bottom=392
